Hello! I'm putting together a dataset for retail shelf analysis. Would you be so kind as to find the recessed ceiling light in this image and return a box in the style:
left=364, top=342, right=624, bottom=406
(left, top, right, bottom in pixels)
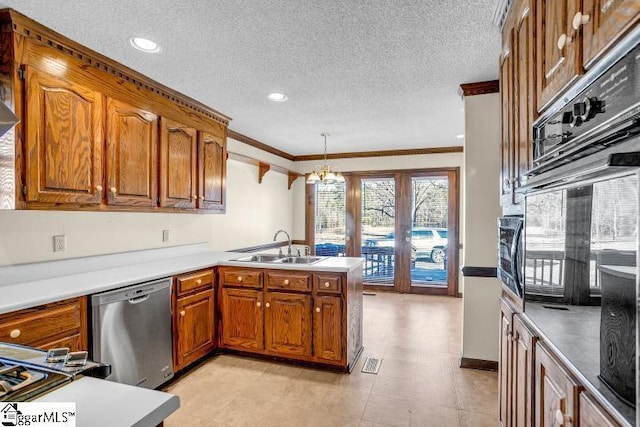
left=456, top=134, right=465, bottom=139
left=268, top=93, right=288, bottom=102
left=129, top=37, right=161, bottom=53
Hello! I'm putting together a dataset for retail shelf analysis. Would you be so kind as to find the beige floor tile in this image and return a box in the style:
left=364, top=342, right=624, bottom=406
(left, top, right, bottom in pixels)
left=409, top=402, right=461, bottom=427
left=459, top=409, right=497, bottom=427
left=454, top=369, right=499, bottom=416
left=362, top=393, right=412, bottom=427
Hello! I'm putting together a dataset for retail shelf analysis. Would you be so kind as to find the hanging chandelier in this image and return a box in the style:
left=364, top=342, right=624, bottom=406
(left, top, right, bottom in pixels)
left=306, top=133, right=345, bottom=184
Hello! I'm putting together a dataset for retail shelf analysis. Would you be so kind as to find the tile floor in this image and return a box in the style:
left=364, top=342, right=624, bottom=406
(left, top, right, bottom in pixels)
left=163, top=292, right=498, bottom=427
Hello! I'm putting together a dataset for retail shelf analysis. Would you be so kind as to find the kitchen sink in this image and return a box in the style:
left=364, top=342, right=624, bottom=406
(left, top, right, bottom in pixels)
left=274, top=256, right=327, bottom=264
left=231, top=254, right=285, bottom=262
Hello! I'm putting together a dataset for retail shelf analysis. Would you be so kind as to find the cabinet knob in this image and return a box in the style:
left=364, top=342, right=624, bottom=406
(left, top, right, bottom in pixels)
left=237, top=276, right=243, bottom=282
left=110, top=187, right=117, bottom=193
left=284, top=279, right=290, bottom=285
left=95, top=185, right=103, bottom=192
left=315, top=307, right=321, bottom=313
left=256, top=301, right=261, bottom=307
left=180, top=310, right=185, bottom=317
left=345, top=236, right=351, bottom=242
left=9, top=329, right=20, bottom=339
left=557, top=34, right=572, bottom=50
left=324, top=282, right=330, bottom=288
left=265, top=302, right=270, bottom=308
left=572, top=11, right=590, bottom=30
left=191, top=194, right=198, bottom=199
left=199, top=196, right=205, bottom=200
left=554, top=409, right=569, bottom=425
left=196, top=278, right=202, bottom=285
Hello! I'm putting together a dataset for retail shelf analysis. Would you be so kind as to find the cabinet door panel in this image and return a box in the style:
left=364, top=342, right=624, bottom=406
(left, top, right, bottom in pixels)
left=313, top=296, right=342, bottom=361
left=513, top=316, right=537, bottom=427
left=265, top=292, right=311, bottom=357
left=579, top=392, right=618, bottom=427
left=175, top=288, right=215, bottom=370
left=25, top=67, right=103, bottom=204
left=500, top=27, right=515, bottom=207
left=160, top=118, right=197, bottom=209
left=535, top=343, right=581, bottom=427
left=499, top=299, right=515, bottom=427
left=221, top=288, right=263, bottom=350
left=106, top=98, right=158, bottom=207
left=583, top=0, right=640, bottom=67
left=536, top=0, right=582, bottom=110
left=198, top=131, right=226, bottom=210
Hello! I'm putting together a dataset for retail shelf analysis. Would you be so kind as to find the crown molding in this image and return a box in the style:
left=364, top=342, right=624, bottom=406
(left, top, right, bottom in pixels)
left=227, top=130, right=295, bottom=161
left=458, top=80, right=500, bottom=98
left=293, top=146, right=463, bottom=162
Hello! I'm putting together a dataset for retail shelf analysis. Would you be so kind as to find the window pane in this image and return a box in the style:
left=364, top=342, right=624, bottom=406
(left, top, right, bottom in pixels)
left=314, top=181, right=346, bottom=256
left=361, top=178, right=395, bottom=286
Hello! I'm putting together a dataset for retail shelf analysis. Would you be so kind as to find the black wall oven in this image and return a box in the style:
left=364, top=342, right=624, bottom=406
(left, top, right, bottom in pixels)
left=497, top=216, right=523, bottom=299
left=518, top=31, right=640, bottom=425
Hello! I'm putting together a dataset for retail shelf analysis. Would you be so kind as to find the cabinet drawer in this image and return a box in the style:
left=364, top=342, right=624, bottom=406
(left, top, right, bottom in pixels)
left=314, top=274, right=342, bottom=293
left=176, top=269, right=213, bottom=296
left=579, top=393, right=618, bottom=427
left=221, top=268, right=262, bottom=288
left=0, top=298, right=84, bottom=346
left=266, top=271, right=311, bottom=292
left=32, top=333, right=84, bottom=353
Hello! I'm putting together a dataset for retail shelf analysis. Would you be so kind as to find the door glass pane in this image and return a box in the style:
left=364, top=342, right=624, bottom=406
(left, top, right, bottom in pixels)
left=411, top=177, right=448, bottom=287
left=361, top=178, right=395, bottom=286
left=314, top=181, right=346, bottom=257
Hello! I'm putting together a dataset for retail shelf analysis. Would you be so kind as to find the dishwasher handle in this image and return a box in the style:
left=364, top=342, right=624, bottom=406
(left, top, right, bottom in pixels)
left=128, top=294, right=151, bottom=304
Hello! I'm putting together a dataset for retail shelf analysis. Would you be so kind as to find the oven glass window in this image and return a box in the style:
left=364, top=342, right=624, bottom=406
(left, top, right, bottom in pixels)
left=524, top=190, right=566, bottom=297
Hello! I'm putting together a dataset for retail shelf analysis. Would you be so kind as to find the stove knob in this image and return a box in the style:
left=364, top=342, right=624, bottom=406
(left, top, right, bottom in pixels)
left=570, top=102, right=586, bottom=127
left=581, top=97, right=604, bottom=122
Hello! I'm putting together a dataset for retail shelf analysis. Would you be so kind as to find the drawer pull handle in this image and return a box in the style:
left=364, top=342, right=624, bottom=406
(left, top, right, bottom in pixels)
left=324, top=282, right=330, bottom=288
left=256, top=301, right=261, bottom=307
left=237, top=276, right=243, bottom=282
left=180, top=310, right=186, bottom=317
left=196, top=278, right=202, bottom=285
left=284, top=279, right=290, bottom=285
left=315, top=307, right=321, bottom=313
left=9, top=329, right=20, bottom=339
left=265, top=303, right=270, bottom=308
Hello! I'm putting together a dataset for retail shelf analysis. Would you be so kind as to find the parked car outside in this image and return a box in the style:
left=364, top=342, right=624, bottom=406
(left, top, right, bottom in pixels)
left=364, top=227, right=448, bottom=263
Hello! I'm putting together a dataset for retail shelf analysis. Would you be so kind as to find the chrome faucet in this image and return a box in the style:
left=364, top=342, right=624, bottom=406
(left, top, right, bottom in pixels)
left=273, top=230, right=292, bottom=257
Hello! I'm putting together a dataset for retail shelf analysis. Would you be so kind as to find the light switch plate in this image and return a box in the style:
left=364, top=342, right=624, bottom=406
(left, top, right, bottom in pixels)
left=53, top=235, right=66, bottom=252
left=162, top=230, right=169, bottom=242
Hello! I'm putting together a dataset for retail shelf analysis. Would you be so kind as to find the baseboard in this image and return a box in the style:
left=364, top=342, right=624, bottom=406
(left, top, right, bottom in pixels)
left=459, top=357, right=498, bottom=372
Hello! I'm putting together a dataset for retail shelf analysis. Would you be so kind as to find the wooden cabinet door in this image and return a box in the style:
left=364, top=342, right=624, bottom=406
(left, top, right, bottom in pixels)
left=313, top=295, right=342, bottom=362
left=513, top=0, right=535, bottom=196
left=499, top=299, right=515, bottom=427
left=500, top=26, right=515, bottom=207
left=582, top=0, right=640, bottom=66
left=174, top=288, right=215, bottom=371
left=578, top=392, right=618, bottom=427
left=512, top=316, right=537, bottom=427
left=106, top=98, right=158, bottom=207
left=198, top=131, right=226, bottom=211
left=536, top=0, right=582, bottom=111
left=24, top=67, right=103, bottom=205
left=159, top=118, right=197, bottom=209
left=264, top=292, right=312, bottom=357
left=221, top=287, right=264, bottom=350
left=32, top=333, right=84, bottom=353
left=535, top=343, right=581, bottom=427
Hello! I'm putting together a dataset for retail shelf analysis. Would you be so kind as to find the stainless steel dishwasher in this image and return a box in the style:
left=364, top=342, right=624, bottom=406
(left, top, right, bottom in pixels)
left=91, top=278, right=174, bottom=389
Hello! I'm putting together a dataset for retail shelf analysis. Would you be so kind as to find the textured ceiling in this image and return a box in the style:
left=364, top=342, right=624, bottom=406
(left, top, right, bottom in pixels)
left=0, top=1, right=500, bottom=156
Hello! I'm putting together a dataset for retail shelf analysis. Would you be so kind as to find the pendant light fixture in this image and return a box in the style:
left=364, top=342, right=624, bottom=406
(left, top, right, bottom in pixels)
left=306, top=133, right=345, bottom=184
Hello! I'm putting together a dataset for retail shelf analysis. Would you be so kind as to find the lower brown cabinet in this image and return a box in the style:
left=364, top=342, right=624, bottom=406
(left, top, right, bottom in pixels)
left=220, top=287, right=264, bottom=350
left=173, top=269, right=216, bottom=372
left=264, top=292, right=311, bottom=357
left=313, top=296, right=342, bottom=362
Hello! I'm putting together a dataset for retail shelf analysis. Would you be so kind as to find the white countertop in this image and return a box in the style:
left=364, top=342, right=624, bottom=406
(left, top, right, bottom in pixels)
left=0, top=244, right=364, bottom=314
left=35, top=376, right=179, bottom=427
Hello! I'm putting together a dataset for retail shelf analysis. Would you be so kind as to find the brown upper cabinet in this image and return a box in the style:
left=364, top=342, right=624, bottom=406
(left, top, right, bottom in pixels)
left=24, top=67, right=104, bottom=206
left=106, top=98, right=158, bottom=207
left=535, top=0, right=639, bottom=110
left=0, top=9, right=230, bottom=213
left=198, top=130, right=227, bottom=211
left=160, top=118, right=198, bottom=210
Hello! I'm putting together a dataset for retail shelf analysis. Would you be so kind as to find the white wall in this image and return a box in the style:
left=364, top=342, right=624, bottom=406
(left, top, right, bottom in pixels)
left=460, top=92, right=503, bottom=362
left=0, top=137, right=296, bottom=266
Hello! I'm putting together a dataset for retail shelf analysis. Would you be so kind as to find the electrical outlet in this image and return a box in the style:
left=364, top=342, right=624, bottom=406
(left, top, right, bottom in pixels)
left=53, top=235, right=66, bottom=252
left=162, top=230, right=169, bottom=242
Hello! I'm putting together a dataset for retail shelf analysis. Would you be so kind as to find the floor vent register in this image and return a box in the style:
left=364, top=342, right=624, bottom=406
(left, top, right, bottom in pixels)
left=361, top=357, right=382, bottom=374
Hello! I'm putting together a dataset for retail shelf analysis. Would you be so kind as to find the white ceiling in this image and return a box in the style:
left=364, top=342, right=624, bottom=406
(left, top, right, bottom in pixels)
left=1, top=1, right=500, bottom=156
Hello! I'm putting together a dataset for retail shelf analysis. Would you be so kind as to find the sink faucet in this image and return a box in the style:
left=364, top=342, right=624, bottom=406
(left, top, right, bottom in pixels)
left=273, top=230, right=292, bottom=257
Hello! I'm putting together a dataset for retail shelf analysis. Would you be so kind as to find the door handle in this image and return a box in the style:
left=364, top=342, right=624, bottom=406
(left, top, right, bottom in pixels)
left=128, top=294, right=151, bottom=304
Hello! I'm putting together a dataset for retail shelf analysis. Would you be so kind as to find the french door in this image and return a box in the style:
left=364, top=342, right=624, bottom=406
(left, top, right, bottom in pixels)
left=308, top=168, right=459, bottom=296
